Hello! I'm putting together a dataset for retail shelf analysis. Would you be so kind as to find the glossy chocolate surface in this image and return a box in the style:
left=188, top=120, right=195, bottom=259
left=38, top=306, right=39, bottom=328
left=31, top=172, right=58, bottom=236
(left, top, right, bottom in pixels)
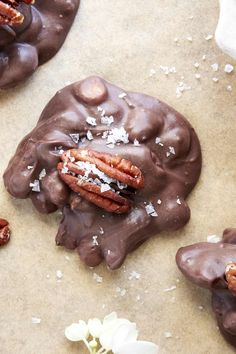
left=176, top=228, right=236, bottom=348
left=0, top=0, right=80, bottom=88
left=4, top=76, right=202, bottom=268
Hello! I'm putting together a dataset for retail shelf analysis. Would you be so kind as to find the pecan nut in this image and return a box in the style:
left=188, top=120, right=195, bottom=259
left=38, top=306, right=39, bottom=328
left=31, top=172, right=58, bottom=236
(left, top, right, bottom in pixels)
left=225, top=262, right=236, bottom=296
left=0, top=218, right=10, bottom=247
left=0, top=0, right=34, bottom=25
left=57, top=148, right=144, bottom=214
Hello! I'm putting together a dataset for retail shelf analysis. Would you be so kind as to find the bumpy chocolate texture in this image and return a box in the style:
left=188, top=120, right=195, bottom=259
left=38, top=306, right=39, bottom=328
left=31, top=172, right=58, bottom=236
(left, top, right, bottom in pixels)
left=176, top=228, right=236, bottom=348
left=4, top=76, right=202, bottom=269
left=0, top=0, right=80, bottom=88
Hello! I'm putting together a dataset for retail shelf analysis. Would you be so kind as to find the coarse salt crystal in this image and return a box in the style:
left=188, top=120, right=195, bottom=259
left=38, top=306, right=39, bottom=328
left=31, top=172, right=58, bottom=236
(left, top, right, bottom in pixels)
left=212, top=77, right=219, bottom=83
left=86, top=116, right=97, bottom=126
left=195, top=73, right=201, bottom=80
left=118, top=92, right=127, bottom=99
left=145, top=202, right=158, bottom=217
left=164, top=332, right=172, bottom=338
left=194, top=62, right=200, bottom=69
left=157, top=199, right=162, bottom=205
left=205, top=34, right=213, bottom=41
left=227, top=85, right=232, bottom=92
left=30, top=180, right=40, bottom=192
left=176, top=198, right=181, bottom=205
left=101, top=115, right=114, bottom=126
left=27, top=165, right=34, bottom=170
left=133, top=139, right=141, bottom=146
left=93, top=273, right=103, bottom=283
left=211, top=63, right=219, bottom=72
left=92, top=235, right=99, bottom=246
left=87, top=130, right=94, bottom=141
left=224, top=64, right=234, bottom=73
left=56, top=270, right=63, bottom=279
left=39, top=169, right=46, bottom=180
left=69, top=133, right=80, bottom=144
left=32, top=317, right=41, bottom=324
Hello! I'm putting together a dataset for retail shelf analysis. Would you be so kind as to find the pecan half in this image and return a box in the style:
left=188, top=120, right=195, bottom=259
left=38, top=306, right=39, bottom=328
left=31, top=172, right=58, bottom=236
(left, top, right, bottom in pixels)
left=0, top=0, right=34, bottom=26
left=0, top=218, right=10, bottom=247
left=225, top=263, right=236, bottom=296
left=57, top=148, right=144, bottom=214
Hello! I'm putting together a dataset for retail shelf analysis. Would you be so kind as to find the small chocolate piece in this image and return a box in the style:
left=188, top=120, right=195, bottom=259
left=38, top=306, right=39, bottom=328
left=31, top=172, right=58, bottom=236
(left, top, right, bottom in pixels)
left=0, top=218, right=10, bottom=246
left=4, top=76, right=202, bottom=269
left=0, top=0, right=80, bottom=88
left=176, top=228, right=236, bottom=348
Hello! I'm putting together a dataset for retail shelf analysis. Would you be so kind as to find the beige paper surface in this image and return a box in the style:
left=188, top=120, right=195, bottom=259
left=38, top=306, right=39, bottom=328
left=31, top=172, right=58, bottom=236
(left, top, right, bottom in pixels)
left=0, top=1, right=236, bottom=353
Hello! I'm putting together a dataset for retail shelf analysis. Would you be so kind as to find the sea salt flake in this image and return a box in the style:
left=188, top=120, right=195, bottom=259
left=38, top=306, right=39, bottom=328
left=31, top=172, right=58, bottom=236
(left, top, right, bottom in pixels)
left=86, top=116, right=97, bottom=126
left=39, top=169, right=46, bottom=180
left=145, top=202, right=158, bottom=217
left=30, top=180, right=40, bottom=192
left=149, top=68, right=156, bottom=77
left=160, top=65, right=176, bottom=75
left=163, top=285, right=177, bottom=292
left=205, top=34, right=213, bottom=41
left=157, top=199, right=162, bottom=205
left=169, top=146, right=175, bottom=155
left=87, top=130, right=94, bottom=141
left=93, top=273, right=103, bottom=283
left=100, top=184, right=111, bottom=193
left=32, top=317, right=41, bottom=324
left=99, top=227, right=104, bottom=235
left=224, top=64, right=234, bottom=73
left=211, top=63, right=219, bottom=72
left=118, top=92, right=127, bottom=99
left=133, top=139, right=141, bottom=146
left=69, top=133, right=80, bottom=144
left=227, top=85, right=232, bottom=92
left=27, top=165, right=34, bottom=170
left=101, top=115, right=114, bottom=126
left=202, top=54, right=207, bottom=61
left=92, top=235, right=99, bottom=246
left=128, top=271, right=141, bottom=280
left=207, top=234, right=221, bottom=243
left=212, top=77, right=219, bottom=83
left=106, top=127, right=129, bottom=145
left=116, top=287, right=127, bottom=297
left=56, top=270, right=63, bottom=279
left=176, top=198, right=181, bottom=205
left=164, top=332, right=172, bottom=338
left=176, top=82, right=191, bottom=98
left=195, top=73, right=201, bottom=80
left=186, top=36, right=193, bottom=42
left=194, top=62, right=200, bottom=69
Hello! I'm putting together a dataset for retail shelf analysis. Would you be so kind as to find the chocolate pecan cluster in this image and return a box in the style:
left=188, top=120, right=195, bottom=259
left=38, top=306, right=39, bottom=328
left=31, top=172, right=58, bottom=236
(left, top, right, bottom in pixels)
left=176, top=228, right=236, bottom=348
left=4, top=76, right=201, bottom=268
left=0, top=0, right=34, bottom=25
left=0, top=218, right=10, bottom=246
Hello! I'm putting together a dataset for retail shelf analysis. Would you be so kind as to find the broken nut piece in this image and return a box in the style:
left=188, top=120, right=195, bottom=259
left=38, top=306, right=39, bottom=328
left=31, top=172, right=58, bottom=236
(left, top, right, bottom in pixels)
left=57, top=148, right=144, bottom=214
left=0, top=0, right=34, bottom=26
left=225, top=262, right=236, bottom=296
left=0, top=218, right=10, bottom=247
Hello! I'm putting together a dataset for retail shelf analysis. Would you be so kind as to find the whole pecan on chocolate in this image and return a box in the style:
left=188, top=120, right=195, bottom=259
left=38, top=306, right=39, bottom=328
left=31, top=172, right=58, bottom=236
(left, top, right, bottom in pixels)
left=57, top=149, right=144, bottom=214
left=0, top=218, right=10, bottom=246
left=0, top=0, right=34, bottom=25
left=225, top=262, right=236, bottom=296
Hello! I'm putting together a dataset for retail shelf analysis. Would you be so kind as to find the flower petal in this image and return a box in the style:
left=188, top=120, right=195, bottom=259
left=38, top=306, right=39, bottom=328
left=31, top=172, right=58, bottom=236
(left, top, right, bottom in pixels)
left=111, top=322, right=138, bottom=352
left=65, top=321, right=89, bottom=342
left=88, top=318, right=103, bottom=338
left=100, top=319, right=130, bottom=350
left=114, top=340, right=159, bottom=354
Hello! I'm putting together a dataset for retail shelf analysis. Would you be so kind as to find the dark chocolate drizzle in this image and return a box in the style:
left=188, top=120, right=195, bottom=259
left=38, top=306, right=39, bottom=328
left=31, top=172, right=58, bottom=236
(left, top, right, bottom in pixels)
left=0, top=0, right=80, bottom=88
left=4, top=76, right=202, bottom=269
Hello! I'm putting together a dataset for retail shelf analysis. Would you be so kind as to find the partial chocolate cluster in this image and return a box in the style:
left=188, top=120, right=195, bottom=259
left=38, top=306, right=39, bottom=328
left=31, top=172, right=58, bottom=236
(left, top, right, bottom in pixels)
left=176, top=228, right=236, bottom=348
left=4, top=76, right=202, bottom=269
left=0, top=0, right=80, bottom=88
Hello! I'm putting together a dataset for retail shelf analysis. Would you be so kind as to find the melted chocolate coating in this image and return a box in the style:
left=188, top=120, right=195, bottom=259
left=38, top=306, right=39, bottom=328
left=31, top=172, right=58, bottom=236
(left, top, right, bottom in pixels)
left=0, top=0, right=80, bottom=88
left=176, top=228, right=236, bottom=348
left=4, top=76, right=202, bottom=269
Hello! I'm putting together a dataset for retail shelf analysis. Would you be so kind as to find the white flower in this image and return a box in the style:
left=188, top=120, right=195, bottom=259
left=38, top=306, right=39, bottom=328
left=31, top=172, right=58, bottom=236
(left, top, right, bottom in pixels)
left=115, top=340, right=159, bottom=354
left=215, top=0, right=236, bottom=60
left=88, top=318, right=103, bottom=338
left=64, top=312, right=158, bottom=354
left=65, top=321, right=89, bottom=341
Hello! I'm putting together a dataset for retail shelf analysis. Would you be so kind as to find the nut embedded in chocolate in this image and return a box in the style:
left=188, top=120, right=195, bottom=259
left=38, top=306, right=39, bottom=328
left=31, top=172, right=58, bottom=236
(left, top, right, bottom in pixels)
left=57, top=148, right=144, bottom=214
left=0, top=218, right=10, bottom=246
left=225, top=263, right=236, bottom=296
left=3, top=76, right=202, bottom=269
left=0, top=0, right=34, bottom=25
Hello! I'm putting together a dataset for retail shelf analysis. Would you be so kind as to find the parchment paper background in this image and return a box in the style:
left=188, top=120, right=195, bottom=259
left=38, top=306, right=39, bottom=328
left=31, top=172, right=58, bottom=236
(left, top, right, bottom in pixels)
left=0, top=1, right=236, bottom=353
